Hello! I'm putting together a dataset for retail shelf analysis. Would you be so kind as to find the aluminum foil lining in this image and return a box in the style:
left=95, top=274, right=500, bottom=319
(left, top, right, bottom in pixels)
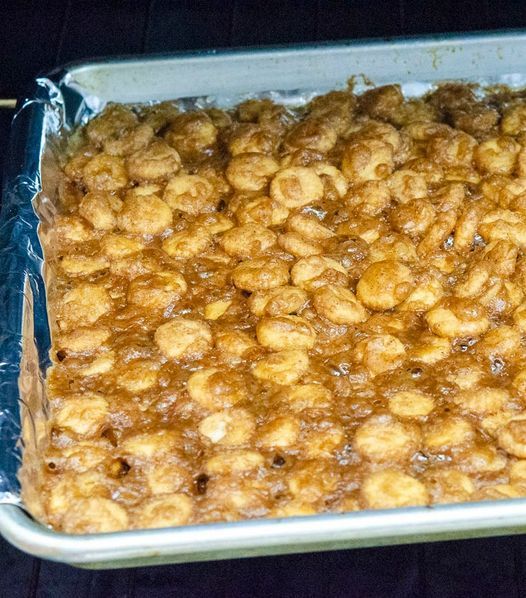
left=3, top=65, right=526, bottom=512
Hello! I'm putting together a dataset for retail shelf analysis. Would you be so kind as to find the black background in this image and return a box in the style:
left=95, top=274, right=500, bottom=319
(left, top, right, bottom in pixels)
left=3, top=2, right=526, bottom=597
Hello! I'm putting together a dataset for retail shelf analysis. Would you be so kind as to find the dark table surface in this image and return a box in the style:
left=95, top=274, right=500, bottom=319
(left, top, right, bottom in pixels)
left=3, top=2, right=526, bottom=597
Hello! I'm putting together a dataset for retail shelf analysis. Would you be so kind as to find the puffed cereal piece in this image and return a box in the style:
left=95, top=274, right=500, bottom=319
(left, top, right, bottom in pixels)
left=356, top=260, right=414, bottom=311
left=513, top=303, right=526, bottom=331
left=81, top=352, right=115, bottom=377
left=291, top=255, right=347, bottom=291
left=256, top=315, right=316, bottom=351
left=479, top=209, right=526, bottom=248
left=228, top=123, right=277, bottom=155
left=510, top=460, right=526, bottom=483
left=313, top=284, right=367, bottom=325
left=475, top=484, right=526, bottom=501
left=477, top=325, right=521, bottom=359
left=341, top=139, right=394, bottom=184
left=62, top=497, right=129, bottom=534
left=287, top=460, right=340, bottom=502
left=104, top=123, right=154, bottom=157
left=127, top=271, right=187, bottom=310
left=387, top=169, right=428, bottom=204
left=388, top=390, right=435, bottom=418
left=368, top=233, right=418, bottom=264
left=278, top=232, right=322, bottom=257
left=398, top=276, right=443, bottom=311
left=276, top=383, right=333, bottom=412
left=286, top=213, right=334, bottom=240
left=425, top=300, right=490, bottom=338
left=79, top=191, right=122, bottom=230
left=345, top=181, right=391, bottom=219
left=109, top=253, right=161, bottom=279
left=155, top=317, right=212, bottom=361
left=410, top=334, right=451, bottom=364
left=475, top=136, right=520, bottom=175
left=121, top=430, right=181, bottom=461
left=361, top=469, right=429, bottom=509
left=146, top=463, right=190, bottom=495
left=417, top=211, right=458, bottom=257
left=256, top=415, right=301, bottom=448
left=235, top=195, right=290, bottom=227
left=59, top=284, right=112, bottom=330
left=354, top=415, right=418, bottom=462
left=497, top=418, right=526, bottom=458
left=117, top=194, right=172, bottom=235
left=58, top=326, right=110, bottom=354
left=162, top=227, right=212, bottom=258
left=248, top=286, right=308, bottom=317
left=226, top=152, right=279, bottom=192
left=55, top=442, right=111, bottom=473
left=204, top=300, right=232, bottom=320
left=453, top=387, right=509, bottom=416
left=454, top=204, right=484, bottom=252
left=426, top=131, right=476, bottom=167
left=311, top=163, right=348, bottom=198
left=252, top=349, right=309, bottom=385
left=83, top=153, right=128, bottom=192
left=303, top=421, right=345, bottom=458
left=127, top=140, right=181, bottom=182
left=136, top=494, right=192, bottom=529
left=285, top=117, right=338, bottom=153
left=199, top=408, right=256, bottom=445
left=360, top=84, right=403, bottom=120
left=116, top=359, right=159, bottom=393
left=271, top=500, right=318, bottom=518
left=501, top=103, right=526, bottom=136
left=53, top=215, right=93, bottom=243
left=425, top=469, right=475, bottom=504
left=101, top=233, right=144, bottom=258
left=461, top=446, right=509, bottom=475
left=204, top=478, right=266, bottom=516
left=164, top=112, right=218, bottom=158
left=205, top=450, right=264, bottom=475
left=86, top=104, right=138, bottom=146
left=195, top=212, right=235, bottom=235
left=215, top=330, right=257, bottom=363
left=424, top=417, right=475, bottom=451
left=54, top=394, right=109, bottom=437
left=389, top=198, right=436, bottom=238
left=47, top=471, right=110, bottom=520
left=270, top=166, right=324, bottom=208
left=232, top=257, right=289, bottom=292
left=163, top=174, right=216, bottom=215
left=221, top=224, right=277, bottom=258
left=355, top=334, right=406, bottom=376
left=187, top=368, right=247, bottom=411
left=60, top=255, right=109, bottom=277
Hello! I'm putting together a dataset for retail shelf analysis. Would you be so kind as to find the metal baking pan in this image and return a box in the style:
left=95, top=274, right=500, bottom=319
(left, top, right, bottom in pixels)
left=2, top=30, right=526, bottom=569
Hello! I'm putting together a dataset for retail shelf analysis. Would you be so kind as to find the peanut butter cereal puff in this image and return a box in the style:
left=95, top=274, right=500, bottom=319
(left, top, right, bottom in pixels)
left=163, top=174, right=217, bottom=214
left=39, top=81, right=526, bottom=533
left=226, top=153, right=280, bottom=192
left=270, top=166, right=324, bottom=208
left=155, top=317, right=212, bottom=361
left=117, top=192, right=172, bottom=235
left=164, top=111, right=218, bottom=158
left=83, top=153, right=128, bottom=192
left=86, top=104, right=138, bottom=147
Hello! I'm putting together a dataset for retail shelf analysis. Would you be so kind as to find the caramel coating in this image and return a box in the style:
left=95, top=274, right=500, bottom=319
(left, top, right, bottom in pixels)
left=39, top=83, right=526, bottom=534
